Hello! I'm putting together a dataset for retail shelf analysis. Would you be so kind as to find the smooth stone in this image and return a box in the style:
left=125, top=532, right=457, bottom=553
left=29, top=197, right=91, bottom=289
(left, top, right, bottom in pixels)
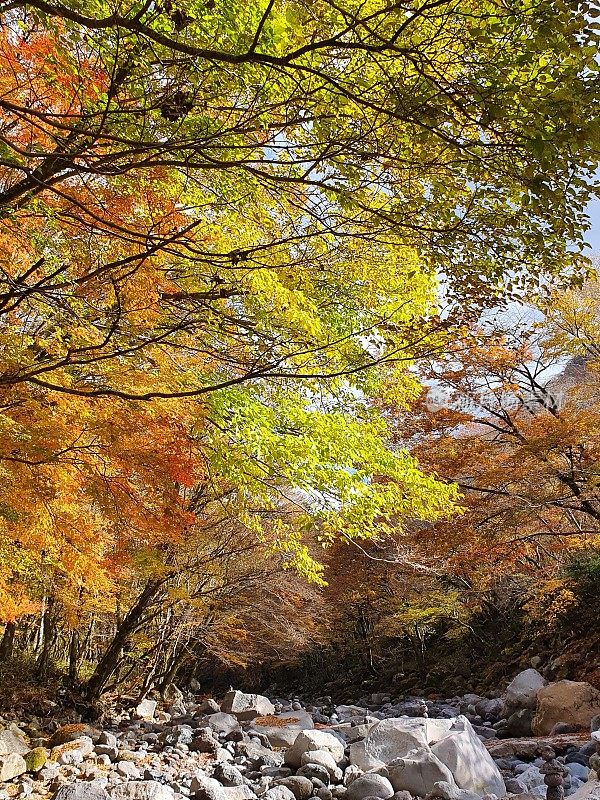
left=345, top=775, right=394, bottom=800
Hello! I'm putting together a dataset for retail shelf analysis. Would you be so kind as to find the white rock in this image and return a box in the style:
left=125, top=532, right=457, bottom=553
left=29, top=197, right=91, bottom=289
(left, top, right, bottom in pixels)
left=0, top=729, right=29, bottom=756
left=431, top=718, right=506, bottom=798
left=135, top=699, right=157, bottom=720
left=348, top=741, right=380, bottom=772
left=384, top=749, right=457, bottom=797
left=300, top=750, right=339, bottom=779
left=54, top=737, right=94, bottom=766
left=285, top=731, right=345, bottom=768
left=0, top=753, right=27, bottom=781
left=504, top=670, right=547, bottom=712
left=221, top=691, right=275, bottom=721
left=98, top=733, right=118, bottom=748
left=116, top=761, right=141, bottom=779
left=110, top=782, right=174, bottom=800
left=350, top=718, right=454, bottom=771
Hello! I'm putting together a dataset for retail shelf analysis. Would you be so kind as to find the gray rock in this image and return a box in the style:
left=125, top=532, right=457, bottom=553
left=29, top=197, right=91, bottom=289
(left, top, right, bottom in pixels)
left=213, top=764, right=244, bottom=787
left=385, top=751, right=456, bottom=797
left=273, top=777, right=313, bottom=800
left=428, top=781, right=481, bottom=800
left=336, top=708, right=368, bottom=723
left=189, top=775, right=223, bottom=800
left=345, top=775, right=394, bottom=800
left=261, top=789, right=295, bottom=800
left=235, top=742, right=283, bottom=768
left=297, top=763, right=330, bottom=784
left=474, top=701, right=504, bottom=724
left=53, top=783, right=110, bottom=800
left=251, top=712, right=314, bottom=749
left=197, top=701, right=221, bottom=716
left=52, top=736, right=95, bottom=766
left=190, top=730, right=219, bottom=755
left=503, top=710, right=535, bottom=738
left=300, top=750, right=340, bottom=780
left=221, top=692, right=275, bottom=722
left=204, top=715, right=240, bottom=737
left=159, top=726, right=194, bottom=747
left=350, top=718, right=453, bottom=771
left=505, top=778, right=528, bottom=794
left=503, top=670, right=546, bottom=713
left=568, top=765, right=589, bottom=782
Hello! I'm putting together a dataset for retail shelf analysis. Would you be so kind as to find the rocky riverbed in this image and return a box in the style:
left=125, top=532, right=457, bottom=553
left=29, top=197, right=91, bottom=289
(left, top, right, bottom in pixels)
left=1, top=671, right=600, bottom=800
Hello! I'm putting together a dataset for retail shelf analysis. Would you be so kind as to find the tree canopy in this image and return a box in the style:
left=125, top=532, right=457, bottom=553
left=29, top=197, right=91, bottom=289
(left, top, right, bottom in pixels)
left=0, top=0, right=599, bottom=696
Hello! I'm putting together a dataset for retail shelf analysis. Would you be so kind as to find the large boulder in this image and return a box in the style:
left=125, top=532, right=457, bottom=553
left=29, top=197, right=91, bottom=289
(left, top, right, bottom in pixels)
left=533, top=681, right=600, bottom=736
left=285, top=730, right=345, bottom=768
left=0, top=752, right=27, bottom=781
left=349, top=718, right=454, bottom=771
left=567, top=781, right=600, bottom=800
left=221, top=691, right=275, bottom=721
left=49, top=725, right=98, bottom=748
left=251, top=710, right=314, bottom=748
left=51, top=735, right=95, bottom=765
left=110, top=782, right=174, bottom=800
left=431, top=718, right=506, bottom=797
left=384, top=750, right=457, bottom=797
left=0, top=727, right=29, bottom=756
left=54, top=784, right=109, bottom=800
left=504, top=670, right=547, bottom=713
left=190, top=774, right=255, bottom=800
left=203, top=713, right=240, bottom=736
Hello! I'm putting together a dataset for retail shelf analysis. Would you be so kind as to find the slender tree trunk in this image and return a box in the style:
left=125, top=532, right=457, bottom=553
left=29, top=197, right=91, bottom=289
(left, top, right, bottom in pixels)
left=85, top=578, right=166, bottom=700
left=68, top=629, right=80, bottom=683
left=0, top=622, right=16, bottom=661
left=36, top=597, right=55, bottom=678
left=159, top=645, right=190, bottom=695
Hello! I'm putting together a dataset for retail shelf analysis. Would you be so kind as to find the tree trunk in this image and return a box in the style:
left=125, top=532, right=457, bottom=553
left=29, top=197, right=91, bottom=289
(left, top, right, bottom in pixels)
left=85, top=578, right=166, bottom=700
left=0, top=622, right=16, bottom=661
left=36, top=597, right=55, bottom=678
left=68, top=629, right=80, bottom=683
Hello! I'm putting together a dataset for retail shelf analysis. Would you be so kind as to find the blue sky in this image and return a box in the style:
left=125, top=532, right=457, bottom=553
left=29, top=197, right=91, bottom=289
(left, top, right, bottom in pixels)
left=586, top=196, right=600, bottom=252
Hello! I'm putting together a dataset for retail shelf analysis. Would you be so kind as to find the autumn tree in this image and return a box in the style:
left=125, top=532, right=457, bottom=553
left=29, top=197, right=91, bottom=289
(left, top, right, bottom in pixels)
left=1, top=0, right=599, bottom=696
